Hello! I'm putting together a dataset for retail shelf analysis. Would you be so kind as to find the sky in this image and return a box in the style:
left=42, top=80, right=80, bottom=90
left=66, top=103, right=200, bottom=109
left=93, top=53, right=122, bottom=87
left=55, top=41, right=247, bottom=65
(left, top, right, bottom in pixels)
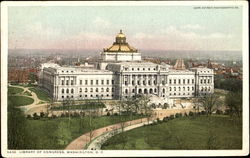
left=8, top=6, right=243, bottom=51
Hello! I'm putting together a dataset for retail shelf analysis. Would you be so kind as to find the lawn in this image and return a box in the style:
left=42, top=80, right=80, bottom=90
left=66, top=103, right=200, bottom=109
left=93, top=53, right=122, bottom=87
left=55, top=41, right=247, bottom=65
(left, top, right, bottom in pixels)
left=8, top=115, right=143, bottom=149
left=8, top=86, right=23, bottom=95
left=101, top=115, right=242, bottom=150
left=29, top=87, right=51, bottom=101
left=8, top=96, right=34, bottom=107
left=50, top=102, right=106, bottom=111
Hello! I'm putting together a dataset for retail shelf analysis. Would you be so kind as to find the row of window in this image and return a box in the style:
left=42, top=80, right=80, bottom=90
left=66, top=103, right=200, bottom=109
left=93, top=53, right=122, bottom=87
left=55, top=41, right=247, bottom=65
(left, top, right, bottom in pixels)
left=200, top=79, right=211, bottom=84
left=61, top=94, right=113, bottom=99
left=169, top=86, right=194, bottom=91
left=169, top=93, right=195, bottom=96
left=169, top=79, right=194, bottom=84
left=200, top=87, right=212, bottom=91
left=61, top=88, right=114, bottom=94
left=61, top=80, right=74, bottom=86
left=79, top=79, right=114, bottom=85
left=124, top=67, right=157, bottom=71
left=79, top=87, right=114, bottom=93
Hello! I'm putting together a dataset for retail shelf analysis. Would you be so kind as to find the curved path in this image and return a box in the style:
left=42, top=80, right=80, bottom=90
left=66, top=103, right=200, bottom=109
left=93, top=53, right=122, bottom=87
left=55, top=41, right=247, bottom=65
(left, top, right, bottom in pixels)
left=65, top=117, right=150, bottom=150
left=65, top=108, right=194, bottom=150
left=9, top=85, right=48, bottom=114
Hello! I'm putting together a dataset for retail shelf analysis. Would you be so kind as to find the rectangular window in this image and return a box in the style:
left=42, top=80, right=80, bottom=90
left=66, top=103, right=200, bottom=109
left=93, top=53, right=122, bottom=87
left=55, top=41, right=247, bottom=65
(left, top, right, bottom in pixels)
left=179, top=79, right=181, bottom=84
left=85, top=80, right=88, bottom=85
left=71, top=80, right=74, bottom=85
left=66, top=80, right=69, bottom=85
left=187, top=79, right=190, bottom=84
left=169, top=79, right=172, bottom=84
left=80, top=80, right=82, bottom=85
left=183, top=79, right=185, bottom=84
left=61, top=80, right=64, bottom=85
left=91, top=80, right=93, bottom=85
left=101, top=80, right=104, bottom=85
left=192, top=79, right=194, bottom=84
left=96, top=80, right=99, bottom=85
left=174, top=79, right=176, bottom=84
left=107, top=80, right=109, bottom=85
left=112, top=80, right=114, bottom=84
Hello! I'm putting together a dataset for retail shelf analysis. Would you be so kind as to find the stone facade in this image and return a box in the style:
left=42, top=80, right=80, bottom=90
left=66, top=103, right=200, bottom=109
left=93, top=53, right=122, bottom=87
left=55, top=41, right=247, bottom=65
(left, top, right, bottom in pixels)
left=39, top=31, right=214, bottom=101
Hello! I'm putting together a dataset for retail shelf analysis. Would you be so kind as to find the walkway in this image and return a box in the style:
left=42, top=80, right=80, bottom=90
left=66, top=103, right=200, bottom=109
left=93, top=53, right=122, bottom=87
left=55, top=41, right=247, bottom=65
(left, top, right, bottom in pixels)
left=9, top=85, right=48, bottom=114
left=65, top=117, right=150, bottom=150
left=65, top=108, right=194, bottom=150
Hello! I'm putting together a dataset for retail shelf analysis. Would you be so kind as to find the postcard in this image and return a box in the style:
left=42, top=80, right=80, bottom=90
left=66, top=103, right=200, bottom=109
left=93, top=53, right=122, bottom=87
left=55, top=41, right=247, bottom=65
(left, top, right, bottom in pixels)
left=1, top=1, right=249, bottom=157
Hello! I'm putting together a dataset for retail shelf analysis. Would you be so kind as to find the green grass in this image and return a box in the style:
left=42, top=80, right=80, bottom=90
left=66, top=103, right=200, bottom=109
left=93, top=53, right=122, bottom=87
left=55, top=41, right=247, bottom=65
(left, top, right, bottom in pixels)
left=51, top=102, right=106, bottom=111
left=29, top=87, right=51, bottom=101
left=23, top=91, right=32, bottom=96
left=102, top=115, right=242, bottom=150
left=8, top=96, right=34, bottom=107
left=18, top=115, right=143, bottom=149
left=8, top=86, right=23, bottom=95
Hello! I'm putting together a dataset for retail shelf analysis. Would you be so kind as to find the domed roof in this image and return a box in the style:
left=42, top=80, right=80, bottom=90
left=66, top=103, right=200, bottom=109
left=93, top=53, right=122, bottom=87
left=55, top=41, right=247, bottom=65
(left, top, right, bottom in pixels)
left=103, top=30, right=138, bottom=53
left=116, top=30, right=126, bottom=38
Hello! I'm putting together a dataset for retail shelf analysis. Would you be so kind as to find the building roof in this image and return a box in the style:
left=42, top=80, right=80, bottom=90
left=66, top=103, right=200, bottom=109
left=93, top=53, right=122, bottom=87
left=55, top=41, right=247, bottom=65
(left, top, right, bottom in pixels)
left=104, top=30, right=137, bottom=53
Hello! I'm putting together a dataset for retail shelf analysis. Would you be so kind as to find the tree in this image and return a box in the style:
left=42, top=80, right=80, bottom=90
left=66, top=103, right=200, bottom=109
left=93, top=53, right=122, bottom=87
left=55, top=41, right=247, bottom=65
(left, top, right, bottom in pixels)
left=54, top=121, right=71, bottom=146
left=225, top=91, right=242, bottom=118
left=199, top=94, right=219, bottom=116
left=137, top=94, right=152, bottom=124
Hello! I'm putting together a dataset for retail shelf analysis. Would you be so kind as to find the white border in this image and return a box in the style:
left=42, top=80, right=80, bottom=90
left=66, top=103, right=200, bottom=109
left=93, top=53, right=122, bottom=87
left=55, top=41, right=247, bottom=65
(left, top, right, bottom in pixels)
left=1, top=1, right=249, bottom=157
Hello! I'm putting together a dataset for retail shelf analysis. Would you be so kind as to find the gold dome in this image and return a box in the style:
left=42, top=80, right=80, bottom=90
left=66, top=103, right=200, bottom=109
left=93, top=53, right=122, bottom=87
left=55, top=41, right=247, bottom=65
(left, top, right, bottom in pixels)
left=116, top=30, right=126, bottom=38
left=103, top=30, right=137, bottom=53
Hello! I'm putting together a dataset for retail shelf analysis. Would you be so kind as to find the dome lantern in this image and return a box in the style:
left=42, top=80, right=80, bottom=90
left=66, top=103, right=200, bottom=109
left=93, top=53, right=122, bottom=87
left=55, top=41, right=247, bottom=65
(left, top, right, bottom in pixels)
left=115, top=29, right=126, bottom=44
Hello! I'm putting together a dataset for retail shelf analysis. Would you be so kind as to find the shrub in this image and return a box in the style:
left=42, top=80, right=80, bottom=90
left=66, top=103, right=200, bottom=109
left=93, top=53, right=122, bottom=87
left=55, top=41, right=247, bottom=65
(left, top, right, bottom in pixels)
left=40, top=112, right=45, bottom=118
left=223, top=109, right=230, bottom=115
left=216, top=110, right=223, bottom=115
left=164, top=116, right=170, bottom=122
left=201, top=111, right=206, bottom=115
left=189, top=111, right=194, bottom=116
left=175, top=113, right=182, bottom=118
left=184, top=112, right=188, bottom=117
left=33, top=113, right=40, bottom=120
left=156, top=118, right=160, bottom=123
left=113, top=113, right=118, bottom=116
left=26, top=114, right=32, bottom=119
left=169, top=115, right=175, bottom=120
left=107, top=112, right=110, bottom=116
left=61, top=113, right=65, bottom=117
left=51, top=114, right=57, bottom=119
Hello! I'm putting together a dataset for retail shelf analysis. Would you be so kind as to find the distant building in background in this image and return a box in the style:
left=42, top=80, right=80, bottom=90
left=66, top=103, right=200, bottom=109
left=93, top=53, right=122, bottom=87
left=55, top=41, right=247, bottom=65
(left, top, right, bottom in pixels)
left=39, top=30, right=214, bottom=103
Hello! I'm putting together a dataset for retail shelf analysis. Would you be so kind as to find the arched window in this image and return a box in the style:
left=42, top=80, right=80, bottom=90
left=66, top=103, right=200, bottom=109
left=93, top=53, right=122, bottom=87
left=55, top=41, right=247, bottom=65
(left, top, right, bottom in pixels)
left=125, top=89, right=128, bottom=94
left=163, top=89, right=165, bottom=93
left=71, top=89, right=74, bottom=94
left=187, top=87, right=190, bottom=91
left=96, top=88, right=98, bottom=92
left=179, top=87, right=181, bottom=91
left=79, top=88, right=82, bottom=93
left=85, top=88, right=88, bottom=92
left=66, top=89, right=69, bottom=93
left=101, top=88, right=104, bottom=92
left=183, top=87, right=185, bottom=91
left=90, top=88, right=93, bottom=92
left=144, top=89, right=148, bottom=94
left=174, top=87, right=176, bottom=91
left=138, top=89, right=142, bottom=94
left=169, top=87, right=172, bottom=91
left=62, top=89, right=64, bottom=94
left=106, top=88, right=109, bottom=92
